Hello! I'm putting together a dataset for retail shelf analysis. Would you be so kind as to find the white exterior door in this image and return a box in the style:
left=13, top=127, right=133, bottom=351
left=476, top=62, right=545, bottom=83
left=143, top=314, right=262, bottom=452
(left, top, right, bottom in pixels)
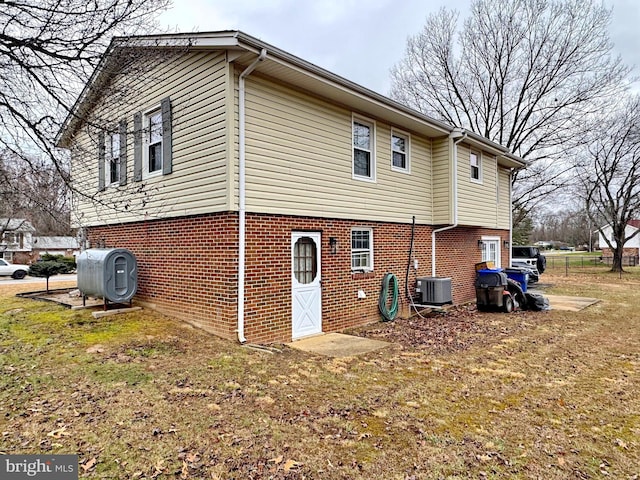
left=291, top=232, right=322, bottom=339
left=481, top=237, right=501, bottom=268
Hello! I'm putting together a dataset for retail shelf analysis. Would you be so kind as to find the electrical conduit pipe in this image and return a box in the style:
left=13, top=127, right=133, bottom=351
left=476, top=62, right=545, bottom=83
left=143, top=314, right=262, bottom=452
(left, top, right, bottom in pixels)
left=237, top=48, right=267, bottom=343
left=432, top=129, right=467, bottom=277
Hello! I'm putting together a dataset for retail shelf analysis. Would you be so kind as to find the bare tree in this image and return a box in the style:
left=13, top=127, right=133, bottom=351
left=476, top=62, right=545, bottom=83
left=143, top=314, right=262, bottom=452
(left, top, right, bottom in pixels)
left=531, top=205, right=603, bottom=250
left=390, top=0, right=630, bottom=221
left=0, top=0, right=170, bottom=227
left=1, top=150, right=71, bottom=234
left=576, top=96, right=640, bottom=272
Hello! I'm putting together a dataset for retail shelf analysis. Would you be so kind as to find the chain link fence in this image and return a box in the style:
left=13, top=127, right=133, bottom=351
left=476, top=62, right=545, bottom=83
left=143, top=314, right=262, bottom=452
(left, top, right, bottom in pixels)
left=544, top=254, right=638, bottom=274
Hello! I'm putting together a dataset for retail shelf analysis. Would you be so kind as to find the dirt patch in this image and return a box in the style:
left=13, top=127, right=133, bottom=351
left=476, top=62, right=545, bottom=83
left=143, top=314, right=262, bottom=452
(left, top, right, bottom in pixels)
left=17, top=287, right=118, bottom=309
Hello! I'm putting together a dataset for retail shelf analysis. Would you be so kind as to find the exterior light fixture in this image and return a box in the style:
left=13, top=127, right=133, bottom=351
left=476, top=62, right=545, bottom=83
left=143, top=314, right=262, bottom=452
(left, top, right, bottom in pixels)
left=478, top=239, right=484, bottom=248
left=329, top=237, right=338, bottom=254
left=503, top=240, right=510, bottom=249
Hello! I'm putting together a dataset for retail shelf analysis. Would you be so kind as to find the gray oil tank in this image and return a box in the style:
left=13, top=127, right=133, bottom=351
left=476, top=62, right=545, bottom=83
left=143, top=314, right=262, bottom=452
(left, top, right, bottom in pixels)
left=77, top=248, right=137, bottom=303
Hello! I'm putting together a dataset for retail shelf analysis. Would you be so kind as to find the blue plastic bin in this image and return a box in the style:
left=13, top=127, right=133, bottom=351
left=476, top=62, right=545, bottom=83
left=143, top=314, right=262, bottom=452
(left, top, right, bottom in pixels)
left=505, top=268, right=528, bottom=293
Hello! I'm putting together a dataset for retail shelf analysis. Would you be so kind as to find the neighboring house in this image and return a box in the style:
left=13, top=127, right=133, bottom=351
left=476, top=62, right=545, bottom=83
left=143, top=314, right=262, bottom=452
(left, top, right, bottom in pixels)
left=598, top=220, right=640, bottom=265
left=31, top=236, right=80, bottom=260
left=56, top=31, right=526, bottom=344
left=0, top=218, right=35, bottom=264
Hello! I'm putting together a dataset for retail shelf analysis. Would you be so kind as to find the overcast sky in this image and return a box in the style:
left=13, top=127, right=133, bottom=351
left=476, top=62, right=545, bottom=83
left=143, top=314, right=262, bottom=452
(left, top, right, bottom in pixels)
left=160, top=0, right=640, bottom=96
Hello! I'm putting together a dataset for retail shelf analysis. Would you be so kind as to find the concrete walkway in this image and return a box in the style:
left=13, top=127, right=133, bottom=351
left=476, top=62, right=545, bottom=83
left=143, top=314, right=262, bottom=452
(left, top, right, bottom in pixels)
left=288, top=333, right=390, bottom=358
left=544, top=294, right=601, bottom=312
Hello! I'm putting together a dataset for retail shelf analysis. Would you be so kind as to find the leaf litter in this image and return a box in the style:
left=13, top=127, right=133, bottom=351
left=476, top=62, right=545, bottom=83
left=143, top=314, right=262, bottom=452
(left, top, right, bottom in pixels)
left=1, top=273, right=640, bottom=478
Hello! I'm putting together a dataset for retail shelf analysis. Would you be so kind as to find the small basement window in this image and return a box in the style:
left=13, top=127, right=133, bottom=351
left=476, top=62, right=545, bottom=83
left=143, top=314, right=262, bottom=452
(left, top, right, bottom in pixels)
left=351, top=228, right=373, bottom=271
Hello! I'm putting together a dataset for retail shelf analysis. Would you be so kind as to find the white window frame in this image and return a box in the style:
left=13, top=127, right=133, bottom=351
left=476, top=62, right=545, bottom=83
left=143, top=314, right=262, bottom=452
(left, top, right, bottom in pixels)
left=351, top=227, right=374, bottom=272
left=352, top=115, right=376, bottom=182
left=143, top=105, right=163, bottom=180
left=105, top=131, right=120, bottom=187
left=470, top=149, right=482, bottom=184
left=480, top=236, right=501, bottom=268
left=391, top=129, right=410, bottom=173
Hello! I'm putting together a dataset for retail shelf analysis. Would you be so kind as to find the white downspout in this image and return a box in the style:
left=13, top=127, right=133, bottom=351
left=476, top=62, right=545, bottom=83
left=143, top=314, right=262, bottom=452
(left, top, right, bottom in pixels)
left=237, top=48, right=267, bottom=343
left=431, top=129, right=467, bottom=277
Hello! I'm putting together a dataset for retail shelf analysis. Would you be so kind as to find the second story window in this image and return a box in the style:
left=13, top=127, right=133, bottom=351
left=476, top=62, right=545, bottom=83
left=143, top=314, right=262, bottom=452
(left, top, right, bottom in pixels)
left=470, top=150, right=482, bottom=182
left=147, top=109, right=163, bottom=175
left=353, top=117, right=375, bottom=181
left=107, top=132, right=120, bottom=185
left=391, top=131, right=409, bottom=172
left=98, top=119, right=126, bottom=191
left=134, top=97, right=172, bottom=182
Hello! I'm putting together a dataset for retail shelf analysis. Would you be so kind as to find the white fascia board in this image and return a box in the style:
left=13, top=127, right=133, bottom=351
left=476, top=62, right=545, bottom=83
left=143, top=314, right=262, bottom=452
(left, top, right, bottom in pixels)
left=116, top=32, right=241, bottom=49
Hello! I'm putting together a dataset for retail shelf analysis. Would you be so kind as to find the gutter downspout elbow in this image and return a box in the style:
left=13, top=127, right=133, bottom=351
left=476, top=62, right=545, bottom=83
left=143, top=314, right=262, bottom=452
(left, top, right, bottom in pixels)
left=237, top=48, right=267, bottom=344
left=432, top=129, right=467, bottom=277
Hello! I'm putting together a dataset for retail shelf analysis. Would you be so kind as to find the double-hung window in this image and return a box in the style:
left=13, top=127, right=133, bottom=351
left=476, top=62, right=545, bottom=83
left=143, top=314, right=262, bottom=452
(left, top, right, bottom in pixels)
left=146, top=109, right=163, bottom=176
left=391, top=130, right=409, bottom=172
left=351, top=228, right=373, bottom=271
left=353, top=117, right=375, bottom=181
left=98, top=119, right=126, bottom=191
left=107, top=132, right=120, bottom=186
left=134, top=97, right=172, bottom=182
left=470, top=150, right=482, bottom=182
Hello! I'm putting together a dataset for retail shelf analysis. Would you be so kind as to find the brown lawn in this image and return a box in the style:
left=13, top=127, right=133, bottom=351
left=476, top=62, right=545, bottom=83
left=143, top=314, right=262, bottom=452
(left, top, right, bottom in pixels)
left=0, top=272, right=639, bottom=479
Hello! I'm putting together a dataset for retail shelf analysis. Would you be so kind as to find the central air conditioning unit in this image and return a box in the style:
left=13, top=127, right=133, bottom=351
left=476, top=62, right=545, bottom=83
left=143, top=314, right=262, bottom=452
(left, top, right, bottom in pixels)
left=415, top=277, right=453, bottom=305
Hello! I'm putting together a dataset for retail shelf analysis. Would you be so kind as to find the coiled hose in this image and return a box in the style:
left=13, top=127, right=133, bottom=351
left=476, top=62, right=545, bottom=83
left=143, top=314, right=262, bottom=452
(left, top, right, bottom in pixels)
left=378, top=273, right=399, bottom=321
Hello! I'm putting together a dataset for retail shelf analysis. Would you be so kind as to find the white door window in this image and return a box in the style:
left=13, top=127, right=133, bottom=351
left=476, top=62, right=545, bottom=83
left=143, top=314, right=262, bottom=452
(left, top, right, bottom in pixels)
left=481, top=237, right=501, bottom=268
left=291, top=232, right=322, bottom=339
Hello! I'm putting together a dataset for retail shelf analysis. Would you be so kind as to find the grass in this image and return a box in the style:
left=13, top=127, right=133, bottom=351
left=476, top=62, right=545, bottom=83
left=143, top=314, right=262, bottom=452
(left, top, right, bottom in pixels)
left=0, top=276, right=639, bottom=479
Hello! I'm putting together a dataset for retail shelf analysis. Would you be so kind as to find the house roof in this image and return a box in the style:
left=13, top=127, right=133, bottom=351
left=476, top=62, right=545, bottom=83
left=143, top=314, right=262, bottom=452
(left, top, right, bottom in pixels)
left=32, top=236, right=79, bottom=250
left=0, top=218, right=35, bottom=233
left=628, top=219, right=640, bottom=229
left=56, top=30, right=526, bottom=169
left=598, top=220, right=640, bottom=233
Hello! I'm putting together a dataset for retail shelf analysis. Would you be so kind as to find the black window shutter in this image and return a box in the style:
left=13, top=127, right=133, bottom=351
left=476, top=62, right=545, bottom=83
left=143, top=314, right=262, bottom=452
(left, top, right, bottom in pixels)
left=119, top=119, right=127, bottom=185
left=161, top=97, right=172, bottom=175
left=98, top=131, right=105, bottom=191
left=133, top=112, right=142, bottom=182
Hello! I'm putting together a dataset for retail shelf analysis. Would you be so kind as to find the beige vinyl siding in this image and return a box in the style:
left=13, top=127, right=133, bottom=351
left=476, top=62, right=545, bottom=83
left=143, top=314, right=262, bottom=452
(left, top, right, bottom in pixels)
left=70, top=51, right=230, bottom=227
left=496, top=166, right=511, bottom=229
left=242, top=75, right=433, bottom=223
left=431, top=137, right=451, bottom=224
left=457, top=144, right=503, bottom=228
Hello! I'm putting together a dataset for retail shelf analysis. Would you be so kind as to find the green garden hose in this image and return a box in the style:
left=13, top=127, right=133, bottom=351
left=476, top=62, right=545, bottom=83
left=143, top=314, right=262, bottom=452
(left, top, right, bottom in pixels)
left=378, top=273, right=399, bottom=321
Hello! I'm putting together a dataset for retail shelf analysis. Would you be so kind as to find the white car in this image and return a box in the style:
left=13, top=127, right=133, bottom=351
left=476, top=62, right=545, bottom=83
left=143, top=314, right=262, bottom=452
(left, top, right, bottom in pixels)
left=0, top=258, right=29, bottom=279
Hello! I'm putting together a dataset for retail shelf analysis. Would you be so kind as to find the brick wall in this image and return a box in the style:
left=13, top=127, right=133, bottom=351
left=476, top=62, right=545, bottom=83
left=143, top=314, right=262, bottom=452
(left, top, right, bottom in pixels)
left=11, top=252, right=31, bottom=264
left=88, top=213, right=240, bottom=339
left=601, top=247, right=639, bottom=256
left=601, top=247, right=639, bottom=266
left=87, top=213, right=509, bottom=344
